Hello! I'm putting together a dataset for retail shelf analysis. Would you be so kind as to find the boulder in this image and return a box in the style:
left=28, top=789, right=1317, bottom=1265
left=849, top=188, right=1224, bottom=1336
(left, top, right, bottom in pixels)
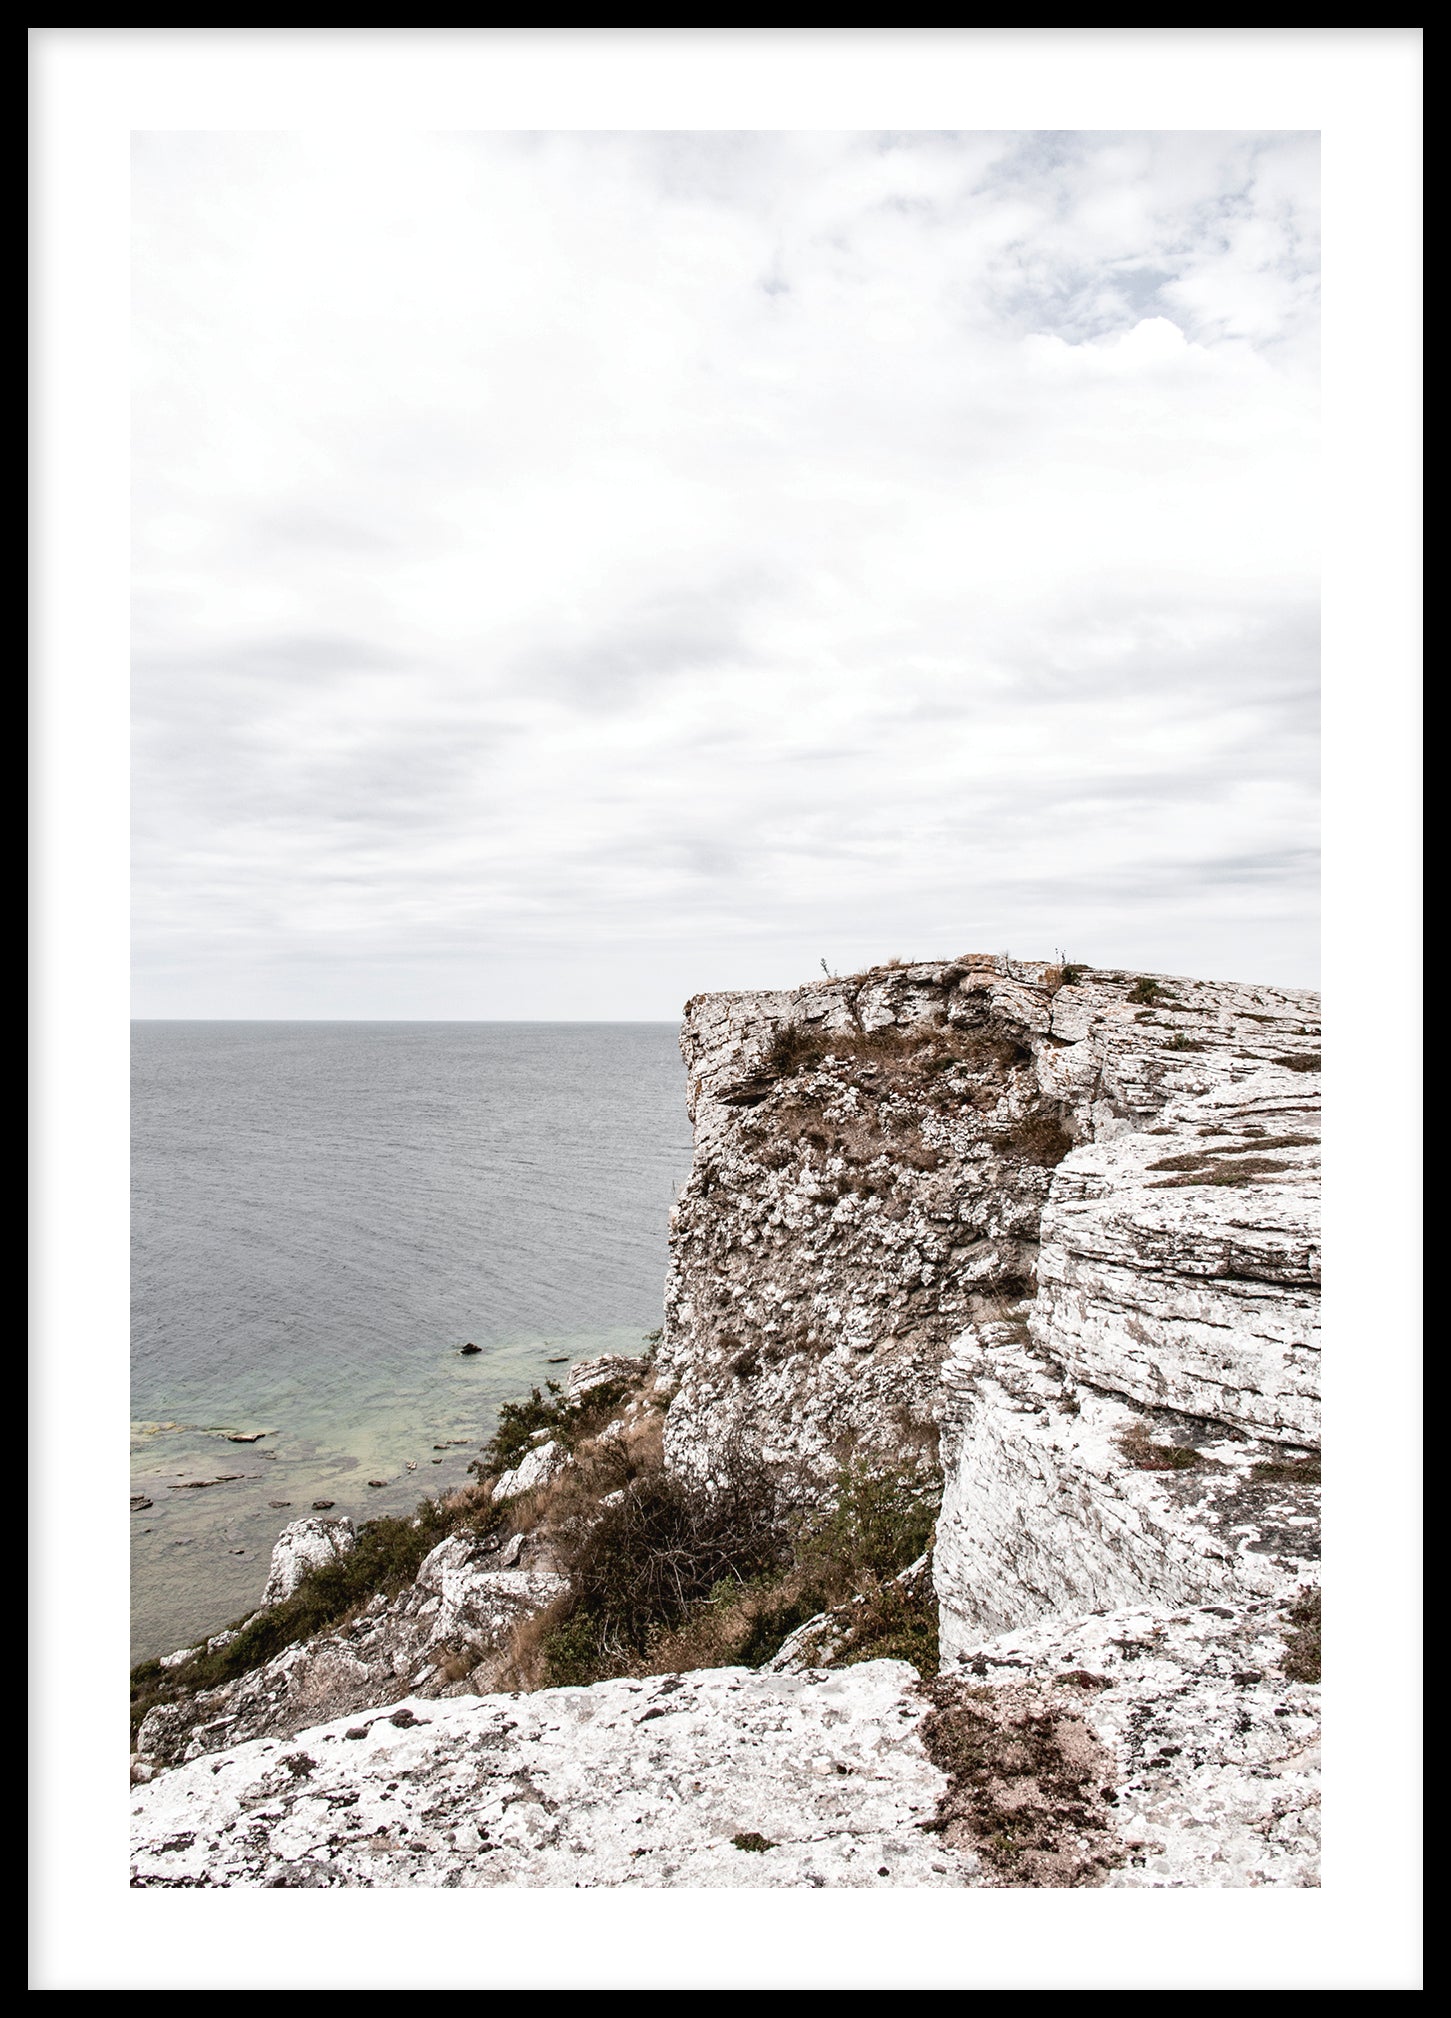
left=491, top=1439, right=568, bottom=1503
left=260, top=1517, right=357, bottom=1609
left=135, top=1531, right=566, bottom=1769
left=566, top=1354, right=647, bottom=1399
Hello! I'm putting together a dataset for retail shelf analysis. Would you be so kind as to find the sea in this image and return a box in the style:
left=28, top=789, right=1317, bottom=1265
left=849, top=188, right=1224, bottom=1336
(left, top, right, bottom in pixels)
left=131, top=1021, right=693, bottom=1666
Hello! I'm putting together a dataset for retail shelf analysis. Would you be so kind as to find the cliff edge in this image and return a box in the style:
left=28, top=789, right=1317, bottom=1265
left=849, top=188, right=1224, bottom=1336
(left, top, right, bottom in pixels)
left=133, top=955, right=1320, bottom=1888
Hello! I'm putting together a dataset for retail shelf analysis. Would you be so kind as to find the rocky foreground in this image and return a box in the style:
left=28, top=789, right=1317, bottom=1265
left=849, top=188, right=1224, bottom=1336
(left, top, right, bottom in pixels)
left=133, top=956, right=1320, bottom=1887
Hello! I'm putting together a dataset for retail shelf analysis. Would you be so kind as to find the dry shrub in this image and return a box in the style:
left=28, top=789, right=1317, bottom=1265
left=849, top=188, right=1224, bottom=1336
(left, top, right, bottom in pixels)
left=1115, top=1421, right=1208, bottom=1473
left=998, top=1109, right=1075, bottom=1168
left=497, top=1448, right=941, bottom=1691
left=523, top=1438, right=793, bottom=1686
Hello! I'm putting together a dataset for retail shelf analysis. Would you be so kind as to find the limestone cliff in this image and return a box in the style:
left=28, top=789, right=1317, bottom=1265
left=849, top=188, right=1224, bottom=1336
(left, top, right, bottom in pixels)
left=659, top=957, right=1318, bottom=1491
left=655, top=954, right=1321, bottom=1884
left=131, top=954, right=1321, bottom=1889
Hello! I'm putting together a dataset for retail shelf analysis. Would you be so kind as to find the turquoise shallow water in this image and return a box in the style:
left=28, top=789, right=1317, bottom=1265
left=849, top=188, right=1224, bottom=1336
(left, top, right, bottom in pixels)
left=131, top=1022, right=693, bottom=1664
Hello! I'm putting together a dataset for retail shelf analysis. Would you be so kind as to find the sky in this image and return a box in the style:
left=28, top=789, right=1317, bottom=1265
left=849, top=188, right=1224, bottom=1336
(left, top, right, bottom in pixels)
left=132, top=129, right=1320, bottom=1019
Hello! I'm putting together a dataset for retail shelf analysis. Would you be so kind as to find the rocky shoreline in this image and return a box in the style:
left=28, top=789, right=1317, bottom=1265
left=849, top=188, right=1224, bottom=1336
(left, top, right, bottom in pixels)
left=132, top=955, right=1320, bottom=1888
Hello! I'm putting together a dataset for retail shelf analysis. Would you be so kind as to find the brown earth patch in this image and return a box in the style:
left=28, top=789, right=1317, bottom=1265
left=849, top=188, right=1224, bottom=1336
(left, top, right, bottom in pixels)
left=918, top=1674, right=1126, bottom=1886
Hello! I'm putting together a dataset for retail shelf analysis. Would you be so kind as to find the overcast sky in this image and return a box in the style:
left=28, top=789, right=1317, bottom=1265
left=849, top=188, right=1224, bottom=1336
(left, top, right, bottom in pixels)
left=132, top=130, right=1319, bottom=1019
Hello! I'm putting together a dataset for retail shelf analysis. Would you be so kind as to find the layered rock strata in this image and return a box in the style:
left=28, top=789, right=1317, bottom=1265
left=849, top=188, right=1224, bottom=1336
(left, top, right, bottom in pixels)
left=660, top=959, right=1318, bottom=1490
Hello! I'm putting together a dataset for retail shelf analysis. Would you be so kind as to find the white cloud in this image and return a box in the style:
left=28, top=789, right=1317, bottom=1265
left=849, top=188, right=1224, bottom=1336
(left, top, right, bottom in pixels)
left=132, top=130, right=1319, bottom=1015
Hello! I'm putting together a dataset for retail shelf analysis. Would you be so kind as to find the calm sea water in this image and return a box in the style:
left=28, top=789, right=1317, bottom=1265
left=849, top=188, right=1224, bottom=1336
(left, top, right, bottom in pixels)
left=131, top=1022, right=693, bottom=1664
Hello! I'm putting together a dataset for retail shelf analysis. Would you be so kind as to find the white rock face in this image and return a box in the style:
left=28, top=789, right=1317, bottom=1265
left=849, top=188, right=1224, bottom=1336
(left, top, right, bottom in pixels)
left=491, top=1439, right=568, bottom=1504
left=131, top=1610, right=1317, bottom=1889
left=136, top=1533, right=567, bottom=1769
left=1034, top=1070, right=1320, bottom=1443
left=131, top=1661, right=975, bottom=1889
left=260, top=1517, right=356, bottom=1608
left=655, top=954, right=1320, bottom=1887
left=933, top=1059, right=1319, bottom=1659
left=933, top=1323, right=1319, bottom=1657
left=660, top=958, right=1319, bottom=1489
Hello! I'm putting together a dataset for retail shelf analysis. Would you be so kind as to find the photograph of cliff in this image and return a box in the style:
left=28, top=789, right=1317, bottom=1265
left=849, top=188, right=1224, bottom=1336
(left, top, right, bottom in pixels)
left=122, top=122, right=1327, bottom=1893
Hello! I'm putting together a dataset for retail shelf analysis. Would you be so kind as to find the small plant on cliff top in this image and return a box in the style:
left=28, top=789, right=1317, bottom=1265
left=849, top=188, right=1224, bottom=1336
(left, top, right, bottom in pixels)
left=1116, top=1422, right=1207, bottom=1472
